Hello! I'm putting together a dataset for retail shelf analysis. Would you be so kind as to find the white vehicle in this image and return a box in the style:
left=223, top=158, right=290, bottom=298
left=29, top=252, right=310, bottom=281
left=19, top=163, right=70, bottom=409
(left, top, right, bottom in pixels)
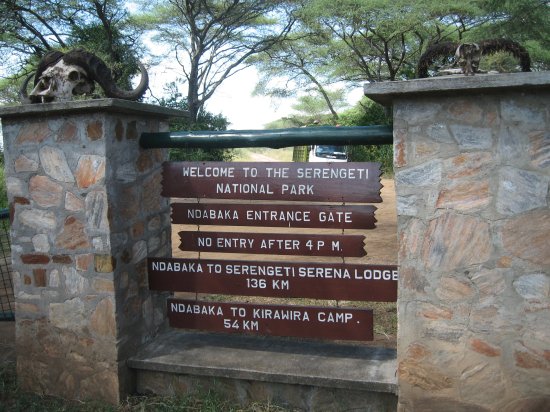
left=308, top=145, right=348, bottom=162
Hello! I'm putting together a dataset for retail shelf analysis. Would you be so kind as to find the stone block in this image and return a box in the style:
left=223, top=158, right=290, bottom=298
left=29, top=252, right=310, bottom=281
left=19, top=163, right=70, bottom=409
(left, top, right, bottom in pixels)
left=396, top=160, right=442, bottom=187
left=501, top=210, right=550, bottom=265
left=39, top=146, right=75, bottom=183
left=513, top=273, right=550, bottom=301
left=14, top=154, right=39, bottom=172
left=56, top=216, right=90, bottom=250
left=94, top=255, right=116, bottom=273
left=56, top=121, right=77, bottom=142
left=75, top=155, right=106, bottom=188
left=436, top=180, right=490, bottom=212
left=19, top=209, right=56, bottom=231
left=529, top=131, right=550, bottom=169
left=449, top=125, right=492, bottom=150
left=496, top=167, right=548, bottom=216
left=15, top=121, right=51, bottom=144
left=86, top=119, right=103, bottom=140
left=421, top=213, right=492, bottom=272
left=29, top=175, right=63, bottom=207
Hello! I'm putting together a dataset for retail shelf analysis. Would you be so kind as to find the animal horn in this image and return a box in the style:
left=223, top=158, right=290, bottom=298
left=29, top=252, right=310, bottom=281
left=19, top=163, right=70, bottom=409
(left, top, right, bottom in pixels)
left=20, top=73, right=35, bottom=104
left=63, top=49, right=149, bottom=100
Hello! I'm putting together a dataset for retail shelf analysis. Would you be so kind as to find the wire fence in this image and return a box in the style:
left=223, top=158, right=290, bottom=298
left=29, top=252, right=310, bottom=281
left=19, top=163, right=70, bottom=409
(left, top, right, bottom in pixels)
left=0, top=209, right=14, bottom=321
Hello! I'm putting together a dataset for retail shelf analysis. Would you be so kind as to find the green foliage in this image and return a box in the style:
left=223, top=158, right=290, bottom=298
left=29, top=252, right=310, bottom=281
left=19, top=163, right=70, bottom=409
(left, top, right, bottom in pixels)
left=339, top=98, right=393, bottom=175
left=139, top=0, right=297, bottom=122
left=156, top=82, right=233, bottom=162
left=67, top=24, right=143, bottom=89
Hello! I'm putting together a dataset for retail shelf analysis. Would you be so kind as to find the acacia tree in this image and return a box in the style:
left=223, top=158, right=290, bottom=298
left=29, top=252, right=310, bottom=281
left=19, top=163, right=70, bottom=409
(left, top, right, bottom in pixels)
left=0, top=0, right=143, bottom=103
left=252, top=32, right=345, bottom=121
left=144, top=0, right=296, bottom=123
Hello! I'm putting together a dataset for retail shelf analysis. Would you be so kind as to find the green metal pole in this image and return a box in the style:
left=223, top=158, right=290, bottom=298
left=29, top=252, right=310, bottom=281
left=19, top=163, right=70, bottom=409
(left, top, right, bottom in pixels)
left=140, top=125, right=393, bottom=149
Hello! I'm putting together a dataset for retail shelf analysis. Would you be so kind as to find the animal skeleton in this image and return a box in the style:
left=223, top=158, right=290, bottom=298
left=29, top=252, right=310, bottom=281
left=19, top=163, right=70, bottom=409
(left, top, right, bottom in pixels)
left=21, top=49, right=148, bottom=103
left=417, top=39, right=531, bottom=78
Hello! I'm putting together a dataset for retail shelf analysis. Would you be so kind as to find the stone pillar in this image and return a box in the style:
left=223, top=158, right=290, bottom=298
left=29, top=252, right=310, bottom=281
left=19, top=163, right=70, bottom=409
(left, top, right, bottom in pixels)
left=365, top=73, right=550, bottom=411
left=0, top=99, right=186, bottom=403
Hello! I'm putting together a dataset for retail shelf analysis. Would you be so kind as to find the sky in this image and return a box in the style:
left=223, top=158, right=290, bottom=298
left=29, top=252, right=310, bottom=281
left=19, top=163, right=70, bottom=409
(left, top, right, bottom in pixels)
left=146, top=63, right=365, bottom=130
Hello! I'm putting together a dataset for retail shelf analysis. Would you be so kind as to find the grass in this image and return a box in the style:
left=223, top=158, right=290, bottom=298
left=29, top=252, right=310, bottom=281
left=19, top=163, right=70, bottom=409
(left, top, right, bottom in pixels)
left=0, top=361, right=292, bottom=412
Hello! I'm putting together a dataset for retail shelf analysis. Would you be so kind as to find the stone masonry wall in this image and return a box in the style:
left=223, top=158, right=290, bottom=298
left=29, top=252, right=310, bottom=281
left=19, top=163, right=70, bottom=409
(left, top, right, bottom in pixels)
left=388, top=80, right=550, bottom=410
left=1, top=101, right=177, bottom=403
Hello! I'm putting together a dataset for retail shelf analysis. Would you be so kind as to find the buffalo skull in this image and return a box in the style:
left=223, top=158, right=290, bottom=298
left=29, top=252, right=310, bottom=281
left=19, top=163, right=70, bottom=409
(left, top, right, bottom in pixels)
left=21, top=49, right=149, bottom=103
left=29, top=60, right=95, bottom=103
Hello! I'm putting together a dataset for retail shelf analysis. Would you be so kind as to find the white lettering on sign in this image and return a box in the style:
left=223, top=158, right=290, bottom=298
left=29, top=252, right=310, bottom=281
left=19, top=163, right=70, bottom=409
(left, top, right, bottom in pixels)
left=182, top=166, right=235, bottom=178
left=170, top=302, right=224, bottom=316
left=245, top=209, right=311, bottom=222
left=215, top=237, right=254, bottom=249
left=281, top=184, right=314, bottom=195
left=260, top=239, right=300, bottom=250
left=216, top=183, right=274, bottom=194
left=265, top=167, right=290, bottom=178
left=151, top=259, right=399, bottom=281
left=188, top=209, right=239, bottom=220
left=355, top=269, right=399, bottom=281
left=252, top=308, right=310, bottom=321
left=152, top=261, right=204, bottom=273
left=296, top=167, right=369, bottom=180
left=318, top=211, right=352, bottom=223
left=318, top=312, right=353, bottom=323
left=298, top=266, right=352, bottom=279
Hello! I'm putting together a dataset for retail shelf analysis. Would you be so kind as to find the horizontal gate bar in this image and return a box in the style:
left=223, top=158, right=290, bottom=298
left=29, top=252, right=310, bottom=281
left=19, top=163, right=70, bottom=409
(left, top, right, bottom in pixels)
left=140, top=125, right=393, bottom=149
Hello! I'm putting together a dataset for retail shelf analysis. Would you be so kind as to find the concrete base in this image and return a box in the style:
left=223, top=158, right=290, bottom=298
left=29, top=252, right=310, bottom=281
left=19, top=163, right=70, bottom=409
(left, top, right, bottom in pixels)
left=128, top=329, right=397, bottom=411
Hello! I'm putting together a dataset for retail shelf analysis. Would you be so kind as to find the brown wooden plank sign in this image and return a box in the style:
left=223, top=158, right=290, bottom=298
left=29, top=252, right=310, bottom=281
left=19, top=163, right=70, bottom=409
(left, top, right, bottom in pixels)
left=148, top=258, right=398, bottom=302
left=162, top=161, right=382, bottom=202
left=179, top=231, right=366, bottom=257
left=171, top=203, right=377, bottom=229
left=168, top=298, right=374, bottom=341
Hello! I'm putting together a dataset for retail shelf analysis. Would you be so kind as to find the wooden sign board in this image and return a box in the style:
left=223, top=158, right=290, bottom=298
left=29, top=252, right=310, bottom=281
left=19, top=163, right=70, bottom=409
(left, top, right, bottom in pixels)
left=179, top=231, right=366, bottom=257
left=168, top=298, right=374, bottom=341
left=162, top=162, right=382, bottom=202
left=171, top=203, right=377, bottom=229
left=149, top=258, right=398, bottom=301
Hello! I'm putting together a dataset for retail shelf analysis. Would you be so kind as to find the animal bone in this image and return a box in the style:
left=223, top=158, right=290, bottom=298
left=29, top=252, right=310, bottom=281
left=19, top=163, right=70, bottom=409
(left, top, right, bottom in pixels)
left=455, top=43, right=481, bottom=76
left=29, top=60, right=94, bottom=103
left=21, top=49, right=148, bottom=103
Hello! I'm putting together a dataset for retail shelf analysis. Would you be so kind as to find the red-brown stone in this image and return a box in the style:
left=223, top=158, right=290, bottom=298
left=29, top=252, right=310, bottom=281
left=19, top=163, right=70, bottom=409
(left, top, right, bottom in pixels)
left=421, top=213, right=492, bottom=271
left=445, top=152, right=492, bottom=179
left=57, top=121, right=77, bottom=142
left=13, top=197, right=30, bottom=205
left=55, top=216, right=90, bottom=250
left=75, top=155, right=105, bottom=189
left=394, top=130, right=406, bottom=168
left=436, top=180, right=490, bottom=211
left=126, top=120, right=138, bottom=139
left=470, top=338, right=501, bottom=357
left=29, top=175, right=63, bottom=207
left=136, top=152, right=153, bottom=172
left=502, top=210, right=550, bottom=265
left=21, top=254, right=50, bottom=264
left=76, top=254, right=92, bottom=271
left=33, top=269, right=47, bottom=287
left=15, top=122, right=51, bottom=144
left=52, top=255, right=72, bottom=264
left=86, top=120, right=103, bottom=141
left=515, top=350, right=550, bottom=371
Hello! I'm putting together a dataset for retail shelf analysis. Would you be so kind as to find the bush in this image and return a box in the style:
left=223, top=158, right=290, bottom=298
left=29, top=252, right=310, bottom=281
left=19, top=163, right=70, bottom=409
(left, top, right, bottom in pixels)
left=339, top=98, right=393, bottom=176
